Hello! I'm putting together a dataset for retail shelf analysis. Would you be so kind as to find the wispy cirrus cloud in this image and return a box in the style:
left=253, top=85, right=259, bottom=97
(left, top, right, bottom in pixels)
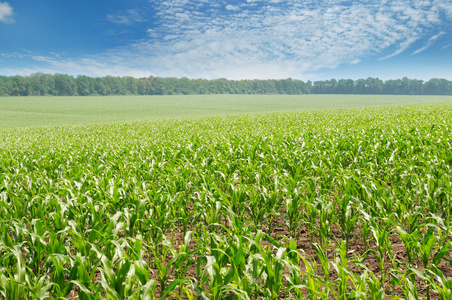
left=107, top=9, right=146, bottom=25
left=412, top=32, right=445, bottom=55
left=0, top=2, right=14, bottom=23
left=2, top=0, right=451, bottom=79
left=125, top=0, right=451, bottom=79
left=0, top=52, right=151, bottom=78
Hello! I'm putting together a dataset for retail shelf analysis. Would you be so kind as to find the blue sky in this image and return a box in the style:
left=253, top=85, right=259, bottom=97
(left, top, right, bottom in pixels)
left=1, top=0, right=451, bottom=80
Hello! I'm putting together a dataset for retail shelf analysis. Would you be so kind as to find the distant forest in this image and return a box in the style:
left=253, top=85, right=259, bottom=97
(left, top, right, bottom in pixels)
left=1, top=73, right=452, bottom=96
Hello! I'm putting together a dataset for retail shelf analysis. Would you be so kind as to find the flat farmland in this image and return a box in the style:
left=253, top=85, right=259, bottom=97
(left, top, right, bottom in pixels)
left=1, top=99, right=452, bottom=299
left=1, top=94, right=452, bottom=128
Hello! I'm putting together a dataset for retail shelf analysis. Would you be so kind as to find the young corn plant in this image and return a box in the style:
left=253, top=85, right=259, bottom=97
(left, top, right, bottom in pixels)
left=259, top=246, right=286, bottom=299
left=358, top=207, right=372, bottom=251
left=0, top=245, right=27, bottom=300
left=367, top=270, right=386, bottom=300
left=429, top=266, right=452, bottom=300
left=263, top=176, right=284, bottom=235
left=400, top=269, right=425, bottom=300
left=347, top=269, right=370, bottom=299
left=123, top=201, right=147, bottom=237
left=302, top=201, right=318, bottom=245
left=49, top=254, right=77, bottom=298
left=284, top=240, right=304, bottom=299
left=152, top=239, right=178, bottom=298
left=168, top=231, right=200, bottom=298
left=285, top=193, right=302, bottom=242
left=370, top=219, right=393, bottom=289
left=396, top=226, right=421, bottom=267
left=315, top=197, right=334, bottom=248
left=205, top=254, right=228, bottom=300
left=176, top=201, right=201, bottom=239
left=26, top=219, right=49, bottom=276
left=23, top=273, right=53, bottom=300
left=415, top=227, right=451, bottom=300
left=247, top=194, right=267, bottom=231
left=299, top=255, right=330, bottom=300
left=313, top=243, right=331, bottom=284
left=70, top=253, right=102, bottom=300
left=331, top=240, right=351, bottom=299
left=213, top=234, right=258, bottom=299
left=150, top=236, right=194, bottom=299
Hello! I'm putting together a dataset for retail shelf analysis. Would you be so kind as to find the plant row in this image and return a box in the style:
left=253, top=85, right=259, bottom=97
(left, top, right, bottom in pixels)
left=0, top=103, right=451, bottom=299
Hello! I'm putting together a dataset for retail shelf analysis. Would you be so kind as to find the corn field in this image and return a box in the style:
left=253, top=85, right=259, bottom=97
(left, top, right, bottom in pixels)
left=1, top=103, right=452, bottom=299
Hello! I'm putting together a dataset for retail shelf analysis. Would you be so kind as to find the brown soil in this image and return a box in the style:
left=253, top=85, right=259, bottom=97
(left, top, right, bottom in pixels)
left=136, top=211, right=451, bottom=300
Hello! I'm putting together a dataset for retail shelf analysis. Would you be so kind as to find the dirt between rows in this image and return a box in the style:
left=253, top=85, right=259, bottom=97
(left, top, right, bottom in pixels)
left=11, top=214, right=450, bottom=299
left=151, top=214, right=451, bottom=300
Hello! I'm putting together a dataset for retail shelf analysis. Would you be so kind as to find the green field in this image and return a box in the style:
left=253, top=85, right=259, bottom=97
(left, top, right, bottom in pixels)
left=1, top=99, right=452, bottom=299
left=1, top=94, right=452, bottom=128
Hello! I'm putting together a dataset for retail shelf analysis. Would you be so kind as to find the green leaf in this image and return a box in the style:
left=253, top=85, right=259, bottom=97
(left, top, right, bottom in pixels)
left=433, top=241, right=451, bottom=266
left=161, top=279, right=183, bottom=298
left=265, top=234, right=281, bottom=248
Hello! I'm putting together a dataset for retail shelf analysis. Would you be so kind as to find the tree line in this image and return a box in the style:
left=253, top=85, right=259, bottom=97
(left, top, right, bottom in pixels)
left=1, top=73, right=451, bottom=96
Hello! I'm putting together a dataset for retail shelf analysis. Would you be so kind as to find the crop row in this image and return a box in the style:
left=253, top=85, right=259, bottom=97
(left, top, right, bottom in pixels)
left=0, top=103, right=451, bottom=299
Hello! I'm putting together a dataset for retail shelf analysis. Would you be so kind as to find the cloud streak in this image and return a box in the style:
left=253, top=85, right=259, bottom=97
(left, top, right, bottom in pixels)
left=411, top=32, right=445, bottom=55
left=106, top=9, right=146, bottom=25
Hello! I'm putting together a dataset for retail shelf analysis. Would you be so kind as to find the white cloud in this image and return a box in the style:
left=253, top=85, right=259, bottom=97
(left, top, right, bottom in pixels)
left=129, top=0, right=450, bottom=79
left=107, top=9, right=146, bottom=25
left=379, top=36, right=420, bottom=60
left=0, top=2, right=13, bottom=23
left=3, top=0, right=451, bottom=79
left=411, top=32, right=445, bottom=55
left=225, top=5, right=240, bottom=11
left=1, top=52, right=152, bottom=78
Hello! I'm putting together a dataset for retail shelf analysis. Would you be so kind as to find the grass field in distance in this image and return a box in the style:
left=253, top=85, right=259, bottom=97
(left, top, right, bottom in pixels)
left=1, top=94, right=452, bottom=128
